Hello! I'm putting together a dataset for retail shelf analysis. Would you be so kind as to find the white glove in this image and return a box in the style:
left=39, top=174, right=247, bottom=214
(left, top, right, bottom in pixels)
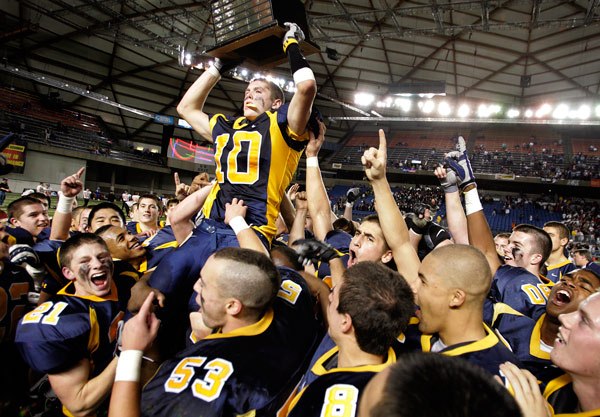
left=283, top=22, right=305, bottom=43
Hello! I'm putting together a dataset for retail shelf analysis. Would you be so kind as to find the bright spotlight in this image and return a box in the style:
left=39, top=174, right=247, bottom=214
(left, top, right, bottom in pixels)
left=477, top=104, right=490, bottom=118
left=457, top=104, right=470, bottom=118
left=552, top=104, right=569, bottom=119
left=577, top=105, right=591, bottom=120
left=354, top=92, right=375, bottom=106
left=525, top=109, right=533, bottom=118
left=507, top=108, right=520, bottom=118
left=395, top=98, right=411, bottom=112
left=420, top=100, right=435, bottom=114
left=535, top=103, right=552, bottom=118
left=438, top=102, right=451, bottom=116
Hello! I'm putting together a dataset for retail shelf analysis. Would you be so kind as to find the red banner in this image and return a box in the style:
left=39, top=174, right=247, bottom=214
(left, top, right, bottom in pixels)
left=1, top=144, right=26, bottom=173
left=591, top=178, right=600, bottom=188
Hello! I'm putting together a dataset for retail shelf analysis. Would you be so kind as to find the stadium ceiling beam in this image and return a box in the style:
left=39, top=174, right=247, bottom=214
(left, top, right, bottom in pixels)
left=585, top=0, right=600, bottom=25
left=17, top=2, right=206, bottom=56
left=529, top=55, right=600, bottom=99
left=319, top=0, right=403, bottom=93
left=458, top=55, right=526, bottom=97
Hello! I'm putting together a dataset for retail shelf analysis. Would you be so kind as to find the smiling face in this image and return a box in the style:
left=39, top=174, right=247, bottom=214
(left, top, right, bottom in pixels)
left=243, top=80, right=281, bottom=120
left=138, top=197, right=160, bottom=226
left=100, top=226, right=146, bottom=261
left=347, top=220, right=392, bottom=268
left=11, top=203, right=49, bottom=237
left=551, top=292, right=600, bottom=378
left=504, top=230, right=541, bottom=268
left=546, top=269, right=600, bottom=319
left=62, top=242, right=114, bottom=297
left=89, top=208, right=124, bottom=232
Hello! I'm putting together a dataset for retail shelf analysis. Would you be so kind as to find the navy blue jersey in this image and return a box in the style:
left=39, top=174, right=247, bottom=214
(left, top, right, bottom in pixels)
left=490, top=264, right=549, bottom=319
left=545, top=260, right=576, bottom=284
left=142, top=225, right=177, bottom=270
left=202, top=104, right=308, bottom=243
left=281, top=346, right=395, bottom=417
left=141, top=267, right=320, bottom=417
left=543, top=374, right=578, bottom=415
left=489, top=304, right=562, bottom=384
left=421, top=323, right=521, bottom=376
left=15, top=281, right=126, bottom=375
left=0, top=263, right=33, bottom=343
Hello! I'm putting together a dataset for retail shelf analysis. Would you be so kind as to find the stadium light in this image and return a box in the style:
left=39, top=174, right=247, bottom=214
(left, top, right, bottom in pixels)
left=525, top=109, right=534, bottom=118
left=354, top=92, right=375, bottom=107
left=457, top=104, right=470, bottom=118
left=438, top=101, right=452, bottom=116
left=536, top=103, right=552, bottom=118
left=507, top=108, right=520, bottom=118
left=419, top=100, right=435, bottom=114
left=552, top=104, right=569, bottom=119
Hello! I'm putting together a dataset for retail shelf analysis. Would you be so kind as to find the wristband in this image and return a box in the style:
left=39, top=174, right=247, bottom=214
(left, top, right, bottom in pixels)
left=306, top=157, right=319, bottom=168
left=293, top=67, right=316, bottom=85
left=56, top=192, right=76, bottom=213
left=229, top=216, right=250, bottom=235
left=345, top=202, right=354, bottom=208
left=283, top=38, right=299, bottom=53
left=115, top=350, right=143, bottom=382
left=206, top=65, right=222, bottom=80
left=464, top=187, right=483, bottom=215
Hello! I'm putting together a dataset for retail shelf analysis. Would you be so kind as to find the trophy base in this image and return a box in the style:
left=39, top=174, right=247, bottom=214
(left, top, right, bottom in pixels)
left=206, top=23, right=319, bottom=69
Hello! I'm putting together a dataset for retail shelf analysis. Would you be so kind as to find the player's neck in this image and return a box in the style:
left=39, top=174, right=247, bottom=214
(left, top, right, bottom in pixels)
left=139, top=221, right=158, bottom=231
left=439, top=312, right=486, bottom=347
left=337, top=342, right=383, bottom=369
left=540, top=315, right=559, bottom=346
left=572, top=376, right=600, bottom=412
left=546, top=251, right=568, bottom=266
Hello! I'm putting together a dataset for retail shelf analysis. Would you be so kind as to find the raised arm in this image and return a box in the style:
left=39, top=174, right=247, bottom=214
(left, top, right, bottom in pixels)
left=446, top=138, right=501, bottom=275
left=169, top=184, right=212, bottom=244
left=50, top=167, right=84, bottom=241
left=305, top=121, right=334, bottom=241
left=363, top=130, right=419, bottom=289
left=434, top=165, right=469, bottom=245
left=176, top=58, right=238, bottom=142
left=288, top=191, right=308, bottom=246
left=282, top=23, right=317, bottom=135
left=109, top=292, right=160, bottom=417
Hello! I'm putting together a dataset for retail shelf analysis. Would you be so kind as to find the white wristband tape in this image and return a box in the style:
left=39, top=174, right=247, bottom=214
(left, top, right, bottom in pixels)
left=464, top=188, right=483, bottom=215
left=306, top=156, right=319, bottom=168
left=345, top=202, right=354, bottom=208
left=229, top=216, right=250, bottom=235
left=206, top=65, right=222, bottom=80
left=115, top=350, right=143, bottom=382
left=56, top=192, right=76, bottom=214
left=293, top=67, right=316, bottom=85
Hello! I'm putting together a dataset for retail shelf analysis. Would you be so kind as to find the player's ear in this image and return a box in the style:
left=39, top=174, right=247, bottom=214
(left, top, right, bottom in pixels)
left=449, top=289, right=466, bottom=308
left=226, top=298, right=243, bottom=316
left=9, top=217, right=20, bottom=228
left=62, top=266, right=76, bottom=281
left=380, top=250, right=393, bottom=265
left=530, top=253, right=543, bottom=266
left=271, top=98, right=283, bottom=110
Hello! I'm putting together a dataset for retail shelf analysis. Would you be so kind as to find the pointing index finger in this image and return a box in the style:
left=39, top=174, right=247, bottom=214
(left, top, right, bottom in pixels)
left=75, top=167, right=85, bottom=178
left=378, top=129, right=387, bottom=158
left=174, top=172, right=180, bottom=186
